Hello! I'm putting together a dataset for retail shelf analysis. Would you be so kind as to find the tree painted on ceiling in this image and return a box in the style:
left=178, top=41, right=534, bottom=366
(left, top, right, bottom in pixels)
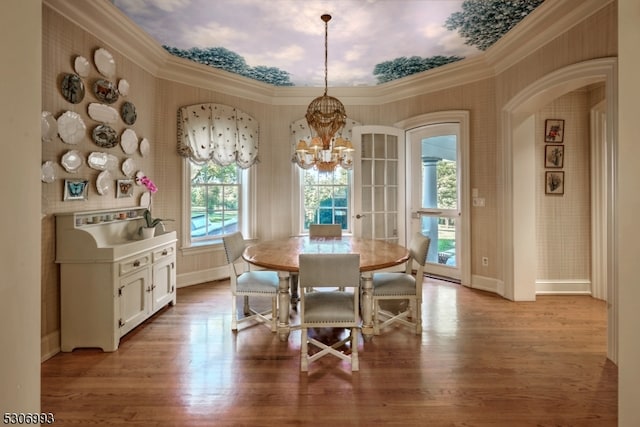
left=372, top=0, right=544, bottom=84
left=163, top=46, right=294, bottom=86
left=163, top=0, right=544, bottom=87
left=445, top=0, right=545, bottom=51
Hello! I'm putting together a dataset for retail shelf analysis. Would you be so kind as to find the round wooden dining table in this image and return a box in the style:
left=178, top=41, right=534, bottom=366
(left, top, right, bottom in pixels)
left=243, top=236, right=410, bottom=341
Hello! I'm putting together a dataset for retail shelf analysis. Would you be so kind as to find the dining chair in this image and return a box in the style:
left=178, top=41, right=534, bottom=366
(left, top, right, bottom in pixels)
left=222, top=232, right=279, bottom=332
left=372, top=232, right=430, bottom=335
left=298, top=253, right=361, bottom=372
left=309, top=223, right=342, bottom=237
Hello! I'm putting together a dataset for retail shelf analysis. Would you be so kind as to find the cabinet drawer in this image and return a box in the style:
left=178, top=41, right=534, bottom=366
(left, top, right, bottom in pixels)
left=152, top=244, right=175, bottom=262
left=119, top=254, right=151, bottom=276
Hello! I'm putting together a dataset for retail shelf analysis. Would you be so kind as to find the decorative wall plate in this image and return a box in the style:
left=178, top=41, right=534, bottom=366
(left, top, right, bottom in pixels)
left=93, top=79, right=119, bottom=104
left=41, top=111, right=57, bottom=143
left=41, top=161, right=57, bottom=183
left=120, top=128, right=138, bottom=154
left=118, top=79, right=129, bottom=96
left=61, top=73, right=85, bottom=104
left=57, top=111, right=86, bottom=144
left=96, top=170, right=113, bottom=196
left=61, top=149, right=83, bottom=173
left=88, top=102, right=118, bottom=124
left=92, top=124, right=118, bottom=148
left=94, top=48, right=116, bottom=79
left=135, top=171, right=145, bottom=184
left=74, top=55, right=90, bottom=77
left=88, top=152, right=118, bottom=171
left=121, top=101, right=137, bottom=125
left=139, top=138, right=150, bottom=157
left=122, top=158, right=136, bottom=177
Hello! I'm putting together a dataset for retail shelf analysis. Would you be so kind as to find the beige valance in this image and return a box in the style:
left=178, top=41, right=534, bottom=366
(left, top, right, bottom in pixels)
left=177, top=103, right=259, bottom=168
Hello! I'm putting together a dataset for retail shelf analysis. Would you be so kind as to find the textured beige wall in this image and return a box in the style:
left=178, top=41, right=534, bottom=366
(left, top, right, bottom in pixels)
left=41, top=2, right=618, bottom=351
left=41, top=6, right=158, bottom=338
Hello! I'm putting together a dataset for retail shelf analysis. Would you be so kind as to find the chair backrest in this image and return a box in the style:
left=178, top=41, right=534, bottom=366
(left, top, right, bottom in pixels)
left=406, top=232, right=431, bottom=276
left=298, top=253, right=360, bottom=289
left=222, top=231, right=246, bottom=264
left=309, top=224, right=342, bottom=237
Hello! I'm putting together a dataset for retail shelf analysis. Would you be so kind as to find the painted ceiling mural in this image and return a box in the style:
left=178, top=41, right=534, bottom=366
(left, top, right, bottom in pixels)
left=113, top=0, right=544, bottom=87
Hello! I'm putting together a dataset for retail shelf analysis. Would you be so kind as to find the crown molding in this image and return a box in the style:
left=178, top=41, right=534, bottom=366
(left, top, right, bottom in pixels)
left=44, top=0, right=166, bottom=76
left=485, top=0, right=615, bottom=74
left=43, top=0, right=612, bottom=106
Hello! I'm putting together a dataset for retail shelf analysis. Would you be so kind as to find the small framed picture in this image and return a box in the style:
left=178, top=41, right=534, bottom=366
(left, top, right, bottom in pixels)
left=545, top=119, right=564, bottom=143
left=545, top=171, right=565, bottom=195
left=117, top=179, right=134, bottom=198
left=544, top=144, right=564, bottom=168
left=63, top=179, right=89, bottom=201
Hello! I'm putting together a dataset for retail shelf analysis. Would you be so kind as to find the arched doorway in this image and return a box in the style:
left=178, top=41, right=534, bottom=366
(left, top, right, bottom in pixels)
left=500, top=57, right=618, bottom=361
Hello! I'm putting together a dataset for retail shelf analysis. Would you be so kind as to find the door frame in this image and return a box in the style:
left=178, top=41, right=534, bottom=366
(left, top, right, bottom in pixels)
left=396, top=111, right=471, bottom=288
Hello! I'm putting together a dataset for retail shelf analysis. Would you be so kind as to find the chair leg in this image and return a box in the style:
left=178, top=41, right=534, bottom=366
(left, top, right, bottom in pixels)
left=350, top=327, right=359, bottom=371
left=373, top=299, right=381, bottom=335
left=414, top=297, right=422, bottom=334
left=271, top=296, right=277, bottom=332
left=243, top=295, right=250, bottom=316
left=231, top=294, right=238, bottom=331
left=300, top=328, right=309, bottom=372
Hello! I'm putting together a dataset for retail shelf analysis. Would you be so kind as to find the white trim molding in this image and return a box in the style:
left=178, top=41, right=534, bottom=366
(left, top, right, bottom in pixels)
left=536, top=279, right=592, bottom=295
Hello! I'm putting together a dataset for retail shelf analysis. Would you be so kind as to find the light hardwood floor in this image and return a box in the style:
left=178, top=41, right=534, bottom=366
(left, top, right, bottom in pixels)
left=41, top=278, right=617, bottom=426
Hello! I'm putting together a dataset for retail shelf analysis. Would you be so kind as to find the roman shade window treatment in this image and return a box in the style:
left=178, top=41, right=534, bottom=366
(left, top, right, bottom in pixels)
left=177, top=103, right=259, bottom=168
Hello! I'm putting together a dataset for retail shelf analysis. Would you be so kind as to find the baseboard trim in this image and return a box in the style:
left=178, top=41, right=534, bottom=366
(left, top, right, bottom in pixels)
left=177, top=266, right=228, bottom=288
left=536, top=279, right=592, bottom=295
left=471, top=274, right=504, bottom=296
left=41, top=331, right=60, bottom=362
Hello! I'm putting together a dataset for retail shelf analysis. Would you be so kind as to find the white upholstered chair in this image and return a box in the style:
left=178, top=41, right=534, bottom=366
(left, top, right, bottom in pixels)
left=222, top=232, right=279, bottom=332
left=309, top=224, right=342, bottom=237
left=372, top=232, right=430, bottom=335
left=298, top=253, right=361, bottom=372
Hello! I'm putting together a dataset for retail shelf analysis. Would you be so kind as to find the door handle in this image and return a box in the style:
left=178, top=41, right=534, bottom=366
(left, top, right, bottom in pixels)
left=415, top=210, right=442, bottom=215
left=355, top=214, right=366, bottom=219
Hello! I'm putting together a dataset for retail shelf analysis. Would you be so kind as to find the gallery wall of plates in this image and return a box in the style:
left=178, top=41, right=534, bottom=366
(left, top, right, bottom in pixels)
left=41, top=45, right=155, bottom=209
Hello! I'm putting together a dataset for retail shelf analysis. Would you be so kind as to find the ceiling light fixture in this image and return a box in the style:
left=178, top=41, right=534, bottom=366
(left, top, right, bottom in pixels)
left=294, top=14, right=354, bottom=172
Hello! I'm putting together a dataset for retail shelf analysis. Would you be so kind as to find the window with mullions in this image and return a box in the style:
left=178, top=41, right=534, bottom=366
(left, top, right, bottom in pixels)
left=301, top=168, right=350, bottom=232
left=190, top=162, right=240, bottom=241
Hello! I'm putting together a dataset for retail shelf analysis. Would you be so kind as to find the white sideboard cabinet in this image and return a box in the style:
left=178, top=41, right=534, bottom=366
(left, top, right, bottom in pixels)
left=55, top=208, right=177, bottom=352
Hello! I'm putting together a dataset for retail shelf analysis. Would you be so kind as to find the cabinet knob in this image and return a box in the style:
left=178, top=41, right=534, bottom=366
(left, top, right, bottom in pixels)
left=162, top=249, right=168, bottom=256
left=133, top=260, right=141, bottom=267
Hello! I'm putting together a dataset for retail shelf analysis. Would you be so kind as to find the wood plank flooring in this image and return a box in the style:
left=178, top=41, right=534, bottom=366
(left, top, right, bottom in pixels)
left=41, top=278, right=617, bottom=426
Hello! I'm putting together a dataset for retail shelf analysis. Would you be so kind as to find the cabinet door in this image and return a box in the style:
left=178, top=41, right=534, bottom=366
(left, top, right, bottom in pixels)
left=118, top=267, right=151, bottom=336
left=152, top=256, right=176, bottom=312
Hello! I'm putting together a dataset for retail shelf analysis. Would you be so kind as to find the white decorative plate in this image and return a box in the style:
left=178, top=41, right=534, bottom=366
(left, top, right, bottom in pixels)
left=74, top=55, right=90, bottom=77
left=61, top=150, right=83, bottom=173
left=57, top=111, right=86, bottom=144
left=88, top=103, right=118, bottom=124
left=41, top=111, right=57, bottom=143
left=94, top=47, right=116, bottom=79
left=41, top=161, right=57, bottom=183
left=122, top=158, right=136, bottom=177
left=135, top=170, right=145, bottom=184
left=88, top=152, right=118, bottom=171
left=118, top=79, right=129, bottom=96
left=120, top=128, right=138, bottom=154
left=96, top=170, right=112, bottom=195
left=139, top=138, right=150, bottom=157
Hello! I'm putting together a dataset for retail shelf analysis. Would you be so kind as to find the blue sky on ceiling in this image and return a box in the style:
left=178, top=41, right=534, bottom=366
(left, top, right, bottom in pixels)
left=113, top=0, right=480, bottom=87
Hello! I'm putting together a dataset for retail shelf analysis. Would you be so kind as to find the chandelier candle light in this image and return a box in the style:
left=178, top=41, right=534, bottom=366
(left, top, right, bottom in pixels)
left=295, top=14, right=354, bottom=173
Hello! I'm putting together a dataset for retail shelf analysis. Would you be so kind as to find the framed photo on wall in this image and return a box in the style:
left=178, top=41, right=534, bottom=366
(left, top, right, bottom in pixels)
left=545, top=171, right=565, bottom=195
left=117, top=179, right=134, bottom=198
left=545, top=144, right=564, bottom=168
left=63, top=179, right=89, bottom=201
left=544, top=119, right=564, bottom=143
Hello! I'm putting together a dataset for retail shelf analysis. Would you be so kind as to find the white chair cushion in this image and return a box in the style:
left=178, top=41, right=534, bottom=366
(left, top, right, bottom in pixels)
left=304, top=291, right=355, bottom=323
left=237, top=271, right=279, bottom=293
left=372, top=272, right=416, bottom=296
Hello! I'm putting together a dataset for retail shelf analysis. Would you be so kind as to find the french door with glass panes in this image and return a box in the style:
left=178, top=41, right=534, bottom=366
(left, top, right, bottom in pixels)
left=352, top=126, right=405, bottom=244
left=407, top=123, right=464, bottom=281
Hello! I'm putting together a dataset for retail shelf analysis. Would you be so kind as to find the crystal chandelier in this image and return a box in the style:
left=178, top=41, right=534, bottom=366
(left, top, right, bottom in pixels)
left=294, top=14, right=354, bottom=173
